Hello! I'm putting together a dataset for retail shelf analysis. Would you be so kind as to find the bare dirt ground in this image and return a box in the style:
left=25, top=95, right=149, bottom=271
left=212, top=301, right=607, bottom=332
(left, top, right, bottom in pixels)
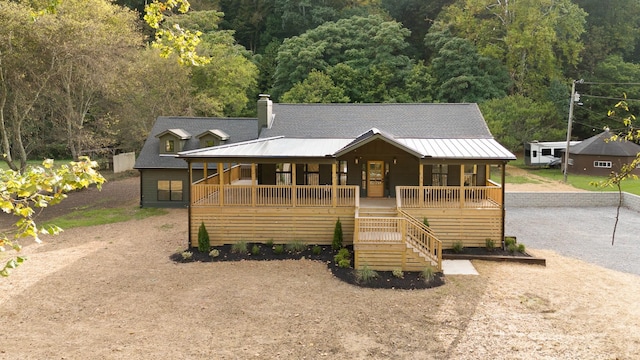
left=504, top=165, right=586, bottom=192
left=2, top=173, right=639, bottom=359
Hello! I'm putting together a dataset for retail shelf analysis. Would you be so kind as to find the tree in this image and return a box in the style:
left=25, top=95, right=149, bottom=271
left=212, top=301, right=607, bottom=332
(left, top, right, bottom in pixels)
left=435, top=0, right=587, bottom=98
left=0, top=157, right=105, bottom=276
left=281, top=69, right=350, bottom=103
left=426, top=30, right=510, bottom=103
left=480, top=95, right=564, bottom=151
left=272, top=15, right=415, bottom=102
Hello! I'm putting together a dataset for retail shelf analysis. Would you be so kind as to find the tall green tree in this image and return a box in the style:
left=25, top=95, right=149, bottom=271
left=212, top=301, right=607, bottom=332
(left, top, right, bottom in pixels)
left=272, top=15, right=414, bottom=102
left=435, top=0, right=587, bottom=98
left=426, top=30, right=510, bottom=103
left=481, top=95, right=564, bottom=151
left=280, top=69, right=349, bottom=103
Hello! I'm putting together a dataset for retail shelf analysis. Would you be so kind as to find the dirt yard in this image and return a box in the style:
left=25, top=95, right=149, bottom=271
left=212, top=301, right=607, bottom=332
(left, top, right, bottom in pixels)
left=1, top=173, right=639, bottom=359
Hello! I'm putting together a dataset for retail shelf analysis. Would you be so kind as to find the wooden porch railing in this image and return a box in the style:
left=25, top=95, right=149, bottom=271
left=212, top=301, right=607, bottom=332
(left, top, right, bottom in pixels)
left=193, top=164, right=243, bottom=185
left=396, top=185, right=502, bottom=209
left=191, top=184, right=358, bottom=207
left=398, top=209, right=442, bottom=271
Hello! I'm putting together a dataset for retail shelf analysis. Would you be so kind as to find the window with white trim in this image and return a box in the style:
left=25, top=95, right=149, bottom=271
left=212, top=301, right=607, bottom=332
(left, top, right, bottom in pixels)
left=593, top=161, right=612, bottom=168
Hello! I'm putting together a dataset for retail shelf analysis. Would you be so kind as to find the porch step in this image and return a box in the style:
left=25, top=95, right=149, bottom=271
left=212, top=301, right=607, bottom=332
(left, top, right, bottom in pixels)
left=406, top=241, right=438, bottom=267
left=357, top=208, right=398, bottom=218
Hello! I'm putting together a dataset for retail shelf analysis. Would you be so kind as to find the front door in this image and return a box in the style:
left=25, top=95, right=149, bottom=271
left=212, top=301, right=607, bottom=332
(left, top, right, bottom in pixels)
left=367, top=160, right=384, bottom=197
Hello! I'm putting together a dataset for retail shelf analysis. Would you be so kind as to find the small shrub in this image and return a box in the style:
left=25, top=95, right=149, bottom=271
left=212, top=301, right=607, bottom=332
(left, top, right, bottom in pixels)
left=181, top=251, right=193, bottom=261
left=332, top=218, right=343, bottom=250
left=265, top=239, right=274, bottom=247
left=312, top=245, right=322, bottom=255
left=422, top=267, right=435, bottom=283
left=508, top=243, right=518, bottom=253
left=423, top=217, right=430, bottom=227
left=197, top=222, right=210, bottom=253
left=338, top=259, right=351, bottom=268
left=505, top=237, right=517, bottom=247
left=356, top=265, right=378, bottom=284
left=231, top=241, right=248, bottom=254
left=452, top=241, right=464, bottom=254
left=392, top=269, right=404, bottom=278
left=273, top=244, right=284, bottom=255
left=517, top=243, right=526, bottom=253
left=485, top=238, right=495, bottom=251
left=208, top=249, right=220, bottom=258
left=251, top=244, right=260, bottom=255
left=286, top=240, right=306, bottom=253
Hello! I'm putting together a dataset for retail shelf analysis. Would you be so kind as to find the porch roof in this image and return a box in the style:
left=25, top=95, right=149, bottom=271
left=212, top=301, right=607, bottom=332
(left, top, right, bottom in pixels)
left=179, top=136, right=516, bottom=161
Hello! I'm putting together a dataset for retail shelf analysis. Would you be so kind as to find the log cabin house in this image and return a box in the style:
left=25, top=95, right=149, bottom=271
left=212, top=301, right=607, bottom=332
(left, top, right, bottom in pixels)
left=173, top=96, right=516, bottom=272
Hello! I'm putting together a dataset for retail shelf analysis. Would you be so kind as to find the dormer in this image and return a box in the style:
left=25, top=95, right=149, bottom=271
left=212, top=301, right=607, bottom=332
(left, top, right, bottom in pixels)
left=156, top=128, right=192, bottom=154
left=197, top=129, right=230, bottom=148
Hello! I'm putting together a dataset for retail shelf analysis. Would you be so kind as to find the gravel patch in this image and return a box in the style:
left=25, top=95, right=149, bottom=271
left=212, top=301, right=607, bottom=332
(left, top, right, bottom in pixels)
left=506, top=206, right=640, bottom=275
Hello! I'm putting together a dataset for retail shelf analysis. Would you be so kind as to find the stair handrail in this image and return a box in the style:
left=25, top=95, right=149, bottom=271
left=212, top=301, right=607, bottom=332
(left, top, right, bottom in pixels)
left=398, top=209, right=442, bottom=271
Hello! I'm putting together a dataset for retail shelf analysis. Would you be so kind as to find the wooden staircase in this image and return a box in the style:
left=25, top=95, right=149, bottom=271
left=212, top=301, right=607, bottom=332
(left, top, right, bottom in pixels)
left=353, top=206, right=442, bottom=271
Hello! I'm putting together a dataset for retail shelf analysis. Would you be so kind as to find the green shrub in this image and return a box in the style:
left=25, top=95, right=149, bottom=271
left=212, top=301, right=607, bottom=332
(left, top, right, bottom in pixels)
left=422, top=267, right=435, bottom=283
left=517, top=243, right=526, bottom=253
left=181, top=251, right=193, bottom=261
left=273, top=244, right=284, bottom=255
left=251, top=244, right=260, bottom=255
left=197, top=222, right=210, bottom=253
left=485, top=238, right=495, bottom=251
left=508, top=243, right=518, bottom=253
left=355, top=265, right=378, bottom=284
left=334, top=247, right=351, bottom=268
left=392, top=269, right=404, bottom=278
left=265, top=239, right=274, bottom=247
left=312, top=245, right=322, bottom=255
left=332, top=218, right=343, bottom=250
left=452, top=241, right=464, bottom=254
left=338, top=259, right=351, bottom=268
left=423, top=217, right=430, bottom=227
left=209, top=249, right=220, bottom=258
left=505, top=237, right=517, bottom=247
left=231, top=241, right=248, bottom=254
left=286, top=240, right=306, bottom=253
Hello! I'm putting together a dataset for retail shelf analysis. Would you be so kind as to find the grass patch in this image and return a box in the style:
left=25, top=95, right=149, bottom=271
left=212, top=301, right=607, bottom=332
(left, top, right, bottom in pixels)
left=43, top=206, right=166, bottom=229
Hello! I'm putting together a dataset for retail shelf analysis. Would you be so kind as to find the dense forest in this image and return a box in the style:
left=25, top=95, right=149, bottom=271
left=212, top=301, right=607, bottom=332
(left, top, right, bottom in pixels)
left=2, top=0, right=640, bottom=170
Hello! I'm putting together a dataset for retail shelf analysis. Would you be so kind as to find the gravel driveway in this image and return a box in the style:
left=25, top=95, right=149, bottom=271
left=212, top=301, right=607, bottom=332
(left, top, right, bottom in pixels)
left=506, top=206, right=640, bottom=275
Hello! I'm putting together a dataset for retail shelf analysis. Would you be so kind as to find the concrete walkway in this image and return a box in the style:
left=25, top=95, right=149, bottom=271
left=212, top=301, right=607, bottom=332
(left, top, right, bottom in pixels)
left=505, top=206, right=640, bottom=276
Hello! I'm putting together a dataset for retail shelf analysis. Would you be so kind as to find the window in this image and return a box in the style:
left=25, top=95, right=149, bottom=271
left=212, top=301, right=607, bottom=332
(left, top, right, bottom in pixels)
left=432, top=164, right=448, bottom=186
left=532, top=150, right=538, bottom=158
left=594, top=161, right=612, bottom=168
left=158, top=180, right=183, bottom=201
left=305, top=163, right=319, bottom=185
left=464, top=164, right=477, bottom=186
left=338, top=161, right=347, bottom=185
left=165, top=140, right=175, bottom=153
left=553, top=148, right=564, bottom=157
left=205, top=139, right=216, bottom=147
left=275, top=163, right=292, bottom=185
left=541, top=148, right=552, bottom=156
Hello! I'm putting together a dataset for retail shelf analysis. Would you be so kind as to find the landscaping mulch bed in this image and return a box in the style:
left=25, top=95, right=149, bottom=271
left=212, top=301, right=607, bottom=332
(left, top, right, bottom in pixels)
left=171, top=243, right=445, bottom=290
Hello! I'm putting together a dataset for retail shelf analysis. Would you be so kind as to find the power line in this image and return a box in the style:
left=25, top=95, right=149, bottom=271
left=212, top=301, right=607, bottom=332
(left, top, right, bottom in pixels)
left=580, top=94, right=640, bottom=102
left=579, top=81, right=640, bottom=86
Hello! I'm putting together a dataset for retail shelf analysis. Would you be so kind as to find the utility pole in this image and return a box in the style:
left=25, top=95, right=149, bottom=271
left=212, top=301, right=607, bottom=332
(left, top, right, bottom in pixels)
left=563, top=79, right=583, bottom=183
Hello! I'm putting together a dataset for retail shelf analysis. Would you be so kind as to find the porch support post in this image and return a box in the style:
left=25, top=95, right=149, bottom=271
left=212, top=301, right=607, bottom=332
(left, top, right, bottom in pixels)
left=291, top=162, right=297, bottom=207
left=459, top=164, right=465, bottom=208
left=251, top=163, right=256, bottom=207
left=218, top=162, right=224, bottom=206
left=501, top=162, right=506, bottom=246
left=486, top=164, right=490, bottom=185
left=332, top=162, right=337, bottom=208
left=418, top=162, right=424, bottom=208
left=188, top=161, right=193, bottom=250
left=203, top=162, right=208, bottom=182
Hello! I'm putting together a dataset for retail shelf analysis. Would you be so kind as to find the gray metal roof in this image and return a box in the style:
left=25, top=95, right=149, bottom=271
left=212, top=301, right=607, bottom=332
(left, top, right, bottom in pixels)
left=180, top=135, right=515, bottom=161
left=570, top=130, right=640, bottom=157
left=135, top=117, right=258, bottom=169
left=259, top=103, right=493, bottom=139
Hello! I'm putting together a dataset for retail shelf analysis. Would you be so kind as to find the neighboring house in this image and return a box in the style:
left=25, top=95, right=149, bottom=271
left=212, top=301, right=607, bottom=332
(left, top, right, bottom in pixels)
left=134, top=117, right=258, bottom=208
left=564, top=130, right=640, bottom=176
left=175, top=95, right=516, bottom=271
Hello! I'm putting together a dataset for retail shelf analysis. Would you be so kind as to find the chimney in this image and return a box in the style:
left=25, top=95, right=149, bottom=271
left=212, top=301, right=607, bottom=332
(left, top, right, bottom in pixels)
left=257, top=94, right=273, bottom=133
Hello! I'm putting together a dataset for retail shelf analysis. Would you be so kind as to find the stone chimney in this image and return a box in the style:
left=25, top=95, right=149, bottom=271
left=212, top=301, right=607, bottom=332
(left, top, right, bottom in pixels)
left=257, top=94, right=273, bottom=133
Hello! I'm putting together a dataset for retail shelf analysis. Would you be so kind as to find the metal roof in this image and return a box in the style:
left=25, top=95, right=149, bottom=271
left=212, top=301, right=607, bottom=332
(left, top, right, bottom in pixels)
left=179, top=135, right=515, bottom=161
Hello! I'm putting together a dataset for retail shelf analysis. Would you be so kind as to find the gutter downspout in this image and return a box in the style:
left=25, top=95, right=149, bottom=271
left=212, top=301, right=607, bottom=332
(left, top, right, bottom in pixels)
left=501, top=161, right=506, bottom=248
left=187, top=160, right=193, bottom=250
